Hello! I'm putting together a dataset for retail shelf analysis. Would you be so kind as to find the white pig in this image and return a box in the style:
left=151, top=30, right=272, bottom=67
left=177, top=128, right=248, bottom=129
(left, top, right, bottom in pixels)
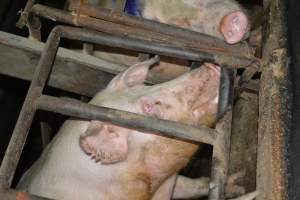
left=17, top=56, right=225, bottom=200
left=140, top=0, right=249, bottom=44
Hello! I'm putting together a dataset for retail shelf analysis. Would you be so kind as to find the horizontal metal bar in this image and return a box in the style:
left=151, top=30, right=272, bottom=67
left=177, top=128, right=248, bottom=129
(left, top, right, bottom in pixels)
left=0, top=189, right=52, bottom=200
left=76, top=4, right=250, bottom=55
left=36, top=95, right=217, bottom=145
left=56, top=26, right=254, bottom=68
left=30, top=4, right=257, bottom=68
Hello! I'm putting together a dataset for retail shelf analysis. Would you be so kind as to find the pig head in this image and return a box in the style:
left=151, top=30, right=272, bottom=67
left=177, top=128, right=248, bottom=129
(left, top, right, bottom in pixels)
left=79, top=56, right=220, bottom=165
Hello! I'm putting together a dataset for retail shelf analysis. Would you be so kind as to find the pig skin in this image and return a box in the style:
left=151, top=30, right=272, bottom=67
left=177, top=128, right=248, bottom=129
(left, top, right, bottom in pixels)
left=17, top=57, right=221, bottom=200
left=142, top=0, right=249, bottom=44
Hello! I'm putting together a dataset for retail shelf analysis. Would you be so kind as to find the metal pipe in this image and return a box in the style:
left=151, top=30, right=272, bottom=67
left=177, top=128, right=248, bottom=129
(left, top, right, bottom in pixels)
left=16, top=0, right=34, bottom=28
left=208, top=111, right=233, bottom=200
left=29, top=4, right=258, bottom=68
left=76, top=4, right=250, bottom=56
left=0, top=28, right=61, bottom=189
left=60, top=26, right=255, bottom=68
left=36, top=95, right=217, bottom=145
left=208, top=69, right=235, bottom=200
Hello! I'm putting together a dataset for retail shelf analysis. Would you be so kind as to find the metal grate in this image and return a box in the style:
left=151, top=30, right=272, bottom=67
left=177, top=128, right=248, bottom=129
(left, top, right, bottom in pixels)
left=0, top=2, right=259, bottom=200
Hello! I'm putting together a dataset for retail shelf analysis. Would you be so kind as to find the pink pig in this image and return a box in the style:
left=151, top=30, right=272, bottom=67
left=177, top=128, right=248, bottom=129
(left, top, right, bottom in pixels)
left=142, top=0, right=249, bottom=44
left=17, top=57, right=236, bottom=200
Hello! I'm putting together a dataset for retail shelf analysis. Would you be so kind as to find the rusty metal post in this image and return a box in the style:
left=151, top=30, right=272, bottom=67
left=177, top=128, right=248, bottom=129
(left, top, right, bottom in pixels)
left=208, top=111, right=233, bottom=200
left=0, top=28, right=61, bottom=189
left=16, top=0, right=35, bottom=28
left=256, top=0, right=290, bottom=199
left=208, top=68, right=235, bottom=200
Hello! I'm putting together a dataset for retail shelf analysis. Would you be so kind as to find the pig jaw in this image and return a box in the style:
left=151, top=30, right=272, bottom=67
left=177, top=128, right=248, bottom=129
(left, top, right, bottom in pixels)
left=220, top=11, right=249, bottom=44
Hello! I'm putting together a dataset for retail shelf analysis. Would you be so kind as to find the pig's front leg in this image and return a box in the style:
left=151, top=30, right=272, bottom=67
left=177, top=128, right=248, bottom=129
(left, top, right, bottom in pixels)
left=171, top=175, right=210, bottom=199
left=151, top=175, right=213, bottom=200
left=171, top=173, right=254, bottom=199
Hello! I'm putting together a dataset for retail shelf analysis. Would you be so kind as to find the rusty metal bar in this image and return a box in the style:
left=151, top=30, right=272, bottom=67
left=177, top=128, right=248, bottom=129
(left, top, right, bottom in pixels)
left=36, top=95, right=217, bottom=145
left=208, top=111, right=233, bottom=200
left=0, top=189, right=52, bottom=200
left=208, top=68, right=235, bottom=200
left=76, top=4, right=249, bottom=55
left=63, top=26, right=254, bottom=68
left=30, top=4, right=252, bottom=57
left=29, top=4, right=258, bottom=68
left=16, top=0, right=34, bottom=28
left=0, top=28, right=61, bottom=189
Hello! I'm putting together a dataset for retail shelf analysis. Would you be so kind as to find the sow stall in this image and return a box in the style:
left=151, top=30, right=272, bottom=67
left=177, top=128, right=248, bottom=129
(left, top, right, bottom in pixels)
left=0, top=0, right=290, bottom=200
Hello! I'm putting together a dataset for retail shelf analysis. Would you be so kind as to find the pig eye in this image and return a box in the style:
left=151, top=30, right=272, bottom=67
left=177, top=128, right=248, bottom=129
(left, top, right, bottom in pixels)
left=139, top=97, right=162, bottom=117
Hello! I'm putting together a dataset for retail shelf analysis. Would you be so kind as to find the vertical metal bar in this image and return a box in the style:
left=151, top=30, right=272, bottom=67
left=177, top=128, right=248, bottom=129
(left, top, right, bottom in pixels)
left=208, top=68, right=235, bottom=200
left=16, top=0, right=34, bottom=28
left=0, top=27, right=61, bottom=189
left=208, top=111, right=233, bottom=200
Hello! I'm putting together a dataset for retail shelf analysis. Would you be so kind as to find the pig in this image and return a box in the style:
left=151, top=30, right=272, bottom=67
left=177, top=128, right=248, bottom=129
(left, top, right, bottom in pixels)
left=68, top=0, right=249, bottom=44
left=17, top=56, right=226, bottom=200
left=138, top=0, right=250, bottom=44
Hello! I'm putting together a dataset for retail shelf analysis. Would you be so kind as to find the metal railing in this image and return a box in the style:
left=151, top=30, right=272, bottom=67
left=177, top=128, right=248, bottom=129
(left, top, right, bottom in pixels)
left=0, top=1, right=259, bottom=199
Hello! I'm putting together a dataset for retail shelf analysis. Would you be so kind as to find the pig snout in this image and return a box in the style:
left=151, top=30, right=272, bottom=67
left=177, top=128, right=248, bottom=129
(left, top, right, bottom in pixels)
left=220, top=11, right=249, bottom=44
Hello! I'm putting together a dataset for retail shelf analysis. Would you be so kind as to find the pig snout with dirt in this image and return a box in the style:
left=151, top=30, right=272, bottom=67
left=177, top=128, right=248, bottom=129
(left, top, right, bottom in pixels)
left=17, top=56, right=226, bottom=200
left=131, top=0, right=249, bottom=44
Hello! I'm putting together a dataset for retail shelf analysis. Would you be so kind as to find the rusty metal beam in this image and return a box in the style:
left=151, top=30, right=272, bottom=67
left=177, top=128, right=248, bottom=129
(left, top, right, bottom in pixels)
left=0, top=31, right=124, bottom=97
left=36, top=95, right=217, bottom=145
left=257, top=0, right=290, bottom=199
left=0, top=27, right=61, bottom=189
left=208, top=68, right=235, bottom=200
left=75, top=4, right=250, bottom=56
left=29, top=4, right=257, bottom=68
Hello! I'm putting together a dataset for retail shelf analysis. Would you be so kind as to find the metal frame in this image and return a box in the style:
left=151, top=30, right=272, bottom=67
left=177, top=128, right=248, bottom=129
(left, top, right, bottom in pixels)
left=0, top=2, right=262, bottom=200
left=0, top=25, right=234, bottom=200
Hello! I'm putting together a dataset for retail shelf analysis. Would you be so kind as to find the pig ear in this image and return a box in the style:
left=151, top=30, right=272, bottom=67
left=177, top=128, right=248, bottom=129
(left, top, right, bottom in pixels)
left=106, top=56, right=160, bottom=91
left=79, top=121, right=129, bottom=164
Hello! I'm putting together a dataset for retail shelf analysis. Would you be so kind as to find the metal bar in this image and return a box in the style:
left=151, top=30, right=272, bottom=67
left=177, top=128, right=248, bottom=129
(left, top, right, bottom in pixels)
left=30, top=4, right=258, bottom=68
left=16, top=0, right=34, bottom=28
left=0, top=31, right=116, bottom=97
left=0, top=189, right=52, bottom=200
left=76, top=4, right=250, bottom=56
left=60, top=26, right=255, bottom=68
left=0, top=28, right=61, bottom=189
left=208, top=111, right=233, bottom=200
left=208, top=69, right=235, bottom=200
left=256, top=0, right=290, bottom=198
left=36, top=95, right=217, bottom=145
